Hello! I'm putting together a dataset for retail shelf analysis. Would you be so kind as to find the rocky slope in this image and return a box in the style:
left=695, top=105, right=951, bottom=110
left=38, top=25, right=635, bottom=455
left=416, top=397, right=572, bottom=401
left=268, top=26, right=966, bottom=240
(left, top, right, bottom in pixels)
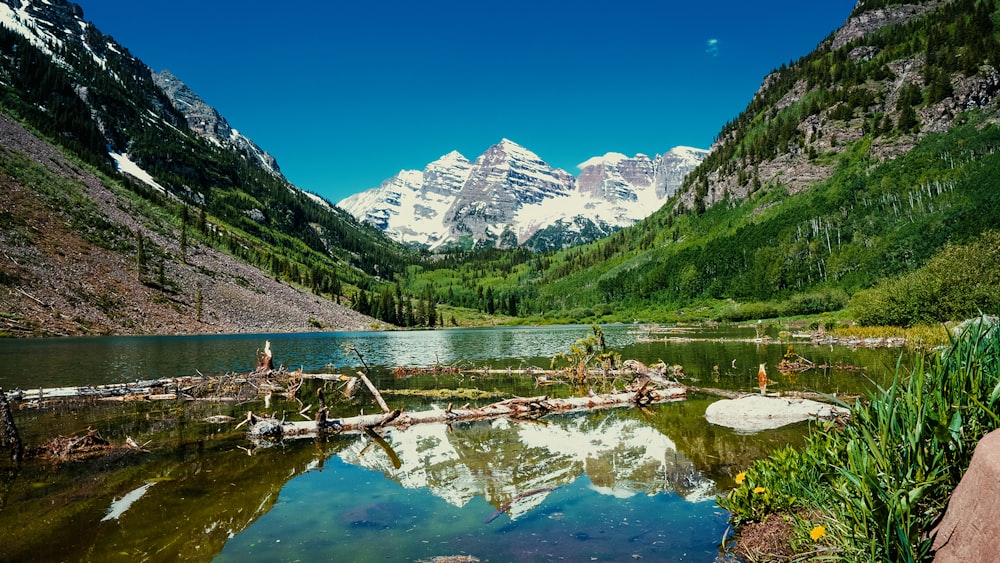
left=0, top=113, right=379, bottom=337
left=153, top=70, right=281, bottom=176
left=677, top=0, right=1000, bottom=211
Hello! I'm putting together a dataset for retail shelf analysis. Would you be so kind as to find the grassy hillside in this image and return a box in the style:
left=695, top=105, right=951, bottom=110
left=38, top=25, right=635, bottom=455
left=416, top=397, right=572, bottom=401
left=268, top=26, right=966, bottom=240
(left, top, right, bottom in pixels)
left=406, top=0, right=1000, bottom=327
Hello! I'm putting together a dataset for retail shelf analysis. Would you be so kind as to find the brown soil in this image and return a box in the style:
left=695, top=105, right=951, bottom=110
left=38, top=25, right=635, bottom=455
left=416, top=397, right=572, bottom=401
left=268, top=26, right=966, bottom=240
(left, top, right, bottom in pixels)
left=0, top=112, right=380, bottom=337
left=733, top=513, right=795, bottom=562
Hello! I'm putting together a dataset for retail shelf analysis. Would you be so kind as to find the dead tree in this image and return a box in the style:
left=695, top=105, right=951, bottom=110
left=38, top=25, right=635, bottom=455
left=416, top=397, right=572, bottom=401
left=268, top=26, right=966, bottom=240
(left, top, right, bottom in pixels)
left=0, top=389, right=23, bottom=463
left=257, top=340, right=274, bottom=371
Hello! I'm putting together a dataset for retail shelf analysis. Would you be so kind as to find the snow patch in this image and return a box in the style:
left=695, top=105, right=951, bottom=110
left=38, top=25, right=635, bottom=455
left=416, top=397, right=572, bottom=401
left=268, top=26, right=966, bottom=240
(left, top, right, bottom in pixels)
left=577, top=152, right=630, bottom=169
left=111, top=153, right=167, bottom=194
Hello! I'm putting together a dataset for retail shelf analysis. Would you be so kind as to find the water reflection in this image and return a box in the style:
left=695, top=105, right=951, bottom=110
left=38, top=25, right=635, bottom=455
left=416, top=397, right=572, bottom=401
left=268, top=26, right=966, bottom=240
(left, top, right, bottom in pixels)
left=336, top=412, right=715, bottom=520
left=0, top=324, right=902, bottom=397
left=219, top=408, right=731, bottom=562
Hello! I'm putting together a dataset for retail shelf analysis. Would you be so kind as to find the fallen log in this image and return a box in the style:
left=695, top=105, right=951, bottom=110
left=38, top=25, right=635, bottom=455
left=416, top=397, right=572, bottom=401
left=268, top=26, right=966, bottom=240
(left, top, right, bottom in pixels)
left=4, top=376, right=207, bottom=403
left=243, top=386, right=687, bottom=442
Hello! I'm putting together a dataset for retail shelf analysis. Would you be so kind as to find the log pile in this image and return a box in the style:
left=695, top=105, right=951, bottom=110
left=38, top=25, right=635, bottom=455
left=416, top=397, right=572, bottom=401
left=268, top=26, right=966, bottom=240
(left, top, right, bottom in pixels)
left=4, top=368, right=304, bottom=406
left=242, top=385, right=687, bottom=443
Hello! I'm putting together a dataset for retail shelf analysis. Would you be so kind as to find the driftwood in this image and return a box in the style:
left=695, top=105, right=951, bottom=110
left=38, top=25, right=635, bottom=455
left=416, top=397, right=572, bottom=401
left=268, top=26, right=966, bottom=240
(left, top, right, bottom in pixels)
left=5, top=369, right=308, bottom=405
left=257, top=340, right=274, bottom=371
left=243, top=386, right=687, bottom=442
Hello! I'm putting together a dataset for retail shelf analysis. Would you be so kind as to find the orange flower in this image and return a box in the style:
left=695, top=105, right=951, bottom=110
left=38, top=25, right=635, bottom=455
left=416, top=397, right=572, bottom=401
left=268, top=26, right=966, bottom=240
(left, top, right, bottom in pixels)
left=809, top=525, right=827, bottom=540
left=753, top=486, right=766, bottom=494
left=735, top=471, right=747, bottom=485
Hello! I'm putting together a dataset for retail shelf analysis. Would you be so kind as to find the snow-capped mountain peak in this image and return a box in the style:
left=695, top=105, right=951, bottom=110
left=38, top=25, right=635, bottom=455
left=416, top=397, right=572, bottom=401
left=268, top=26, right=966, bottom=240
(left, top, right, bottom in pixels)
left=577, top=152, right=632, bottom=169
left=339, top=140, right=708, bottom=251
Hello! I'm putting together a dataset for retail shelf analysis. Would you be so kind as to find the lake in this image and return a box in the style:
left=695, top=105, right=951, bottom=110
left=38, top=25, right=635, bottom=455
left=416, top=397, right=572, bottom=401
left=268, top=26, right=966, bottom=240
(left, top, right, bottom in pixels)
left=0, top=325, right=904, bottom=561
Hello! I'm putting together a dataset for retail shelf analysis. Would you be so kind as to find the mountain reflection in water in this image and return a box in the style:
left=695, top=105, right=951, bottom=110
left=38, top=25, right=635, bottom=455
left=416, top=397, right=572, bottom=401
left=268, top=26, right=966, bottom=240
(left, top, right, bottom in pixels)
left=337, top=413, right=715, bottom=520
left=217, top=407, right=734, bottom=562
left=0, top=324, right=891, bottom=561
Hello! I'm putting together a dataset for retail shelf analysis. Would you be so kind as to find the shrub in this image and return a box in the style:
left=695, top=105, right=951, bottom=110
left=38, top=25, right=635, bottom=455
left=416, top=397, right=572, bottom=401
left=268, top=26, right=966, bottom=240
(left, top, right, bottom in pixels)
left=786, top=288, right=850, bottom=316
left=851, top=231, right=1000, bottom=326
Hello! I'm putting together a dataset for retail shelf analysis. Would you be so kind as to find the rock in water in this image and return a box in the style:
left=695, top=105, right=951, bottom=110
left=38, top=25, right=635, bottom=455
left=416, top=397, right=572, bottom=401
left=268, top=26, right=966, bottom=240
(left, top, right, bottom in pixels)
left=704, top=395, right=848, bottom=433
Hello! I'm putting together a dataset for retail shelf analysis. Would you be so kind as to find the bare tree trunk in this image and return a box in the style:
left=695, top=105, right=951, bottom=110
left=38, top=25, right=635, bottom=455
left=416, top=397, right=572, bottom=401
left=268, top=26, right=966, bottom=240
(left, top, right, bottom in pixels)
left=257, top=340, right=274, bottom=371
left=357, top=372, right=390, bottom=413
left=0, top=389, right=23, bottom=464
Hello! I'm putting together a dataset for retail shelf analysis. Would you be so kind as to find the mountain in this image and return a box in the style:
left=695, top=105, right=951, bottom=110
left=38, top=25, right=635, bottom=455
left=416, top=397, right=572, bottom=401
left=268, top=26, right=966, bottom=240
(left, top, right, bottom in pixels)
left=338, top=139, right=707, bottom=252
left=402, top=0, right=1000, bottom=326
left=152, top=69, right=281, bottom=176
left=0, top=0, right=416, bottom=333
left=678, top=0, right=1000, bottom=212
left=537, top=0, right=1000, bottom=323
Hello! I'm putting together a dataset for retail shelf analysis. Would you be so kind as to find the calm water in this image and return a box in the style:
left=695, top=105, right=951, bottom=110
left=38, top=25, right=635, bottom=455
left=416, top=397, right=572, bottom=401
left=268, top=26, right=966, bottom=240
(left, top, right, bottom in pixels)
left=0, top=325, right=905, bottom=562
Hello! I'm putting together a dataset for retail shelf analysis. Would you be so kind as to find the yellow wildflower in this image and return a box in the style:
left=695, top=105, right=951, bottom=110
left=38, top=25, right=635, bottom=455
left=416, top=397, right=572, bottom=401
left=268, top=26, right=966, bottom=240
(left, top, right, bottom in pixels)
left=735, top=471, right=747, bottom=485
left=753, top=486, right=766, bottom=494
left=810, top=525, right=827, bottom=541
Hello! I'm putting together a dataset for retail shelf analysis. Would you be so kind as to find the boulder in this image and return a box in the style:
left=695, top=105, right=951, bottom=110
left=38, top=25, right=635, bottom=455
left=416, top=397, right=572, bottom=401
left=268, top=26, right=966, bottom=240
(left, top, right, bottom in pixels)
left=931, top=429, right=1000, bottom=562
left=704, top=395, right=848, bottom=433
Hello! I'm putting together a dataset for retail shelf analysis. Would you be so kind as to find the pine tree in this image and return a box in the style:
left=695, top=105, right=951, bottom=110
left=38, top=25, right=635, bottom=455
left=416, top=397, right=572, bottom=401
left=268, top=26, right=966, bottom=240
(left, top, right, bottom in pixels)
left=486, top=287, right=496, bottom=315
left=136, top=232, right=146, bottom=281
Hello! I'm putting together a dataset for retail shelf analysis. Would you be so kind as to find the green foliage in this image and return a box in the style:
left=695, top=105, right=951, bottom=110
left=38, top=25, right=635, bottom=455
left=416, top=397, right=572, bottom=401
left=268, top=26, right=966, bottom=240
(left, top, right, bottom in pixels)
left=550, top=325, right=621, bottom=374
left=851, top=231, right=1000, bottom=326
left=720, top=318, right=1000, bottom=561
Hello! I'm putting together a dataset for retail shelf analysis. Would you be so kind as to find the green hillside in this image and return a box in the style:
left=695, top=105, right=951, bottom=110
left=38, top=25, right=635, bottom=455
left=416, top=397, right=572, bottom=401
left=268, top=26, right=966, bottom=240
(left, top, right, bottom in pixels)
left=0, top=18, right=419, bottom=327
left=407, top=0, right=1000, bottom=327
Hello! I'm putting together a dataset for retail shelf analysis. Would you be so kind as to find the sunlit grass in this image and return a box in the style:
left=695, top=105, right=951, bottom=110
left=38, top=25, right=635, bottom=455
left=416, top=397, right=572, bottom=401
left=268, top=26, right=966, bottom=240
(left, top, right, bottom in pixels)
left=829, top=323, right=950, bottom=348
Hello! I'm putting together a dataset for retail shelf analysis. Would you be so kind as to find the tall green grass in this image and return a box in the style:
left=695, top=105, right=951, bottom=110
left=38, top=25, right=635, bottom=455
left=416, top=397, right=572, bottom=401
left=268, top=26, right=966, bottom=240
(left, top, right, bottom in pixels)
left=720, top=316, right=1000, bottom=561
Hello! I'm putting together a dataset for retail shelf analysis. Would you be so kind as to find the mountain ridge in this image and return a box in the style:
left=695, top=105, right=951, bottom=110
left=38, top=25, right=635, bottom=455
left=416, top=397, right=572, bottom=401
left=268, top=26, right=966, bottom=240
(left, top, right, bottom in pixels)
left=338, top=139, right=707, bottom=251
left=0, top=0, right=414, bottom=332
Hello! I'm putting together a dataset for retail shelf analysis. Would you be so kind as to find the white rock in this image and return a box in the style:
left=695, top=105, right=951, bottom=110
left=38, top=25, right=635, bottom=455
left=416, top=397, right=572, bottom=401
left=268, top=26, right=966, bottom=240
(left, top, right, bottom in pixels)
left=704, top=395, right=849, bottom=433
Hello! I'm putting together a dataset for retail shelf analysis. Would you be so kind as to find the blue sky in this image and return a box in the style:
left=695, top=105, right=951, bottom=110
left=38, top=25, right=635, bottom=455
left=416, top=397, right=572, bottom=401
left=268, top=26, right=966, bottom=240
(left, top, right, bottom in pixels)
left=81, top=1, right=857, bottom=203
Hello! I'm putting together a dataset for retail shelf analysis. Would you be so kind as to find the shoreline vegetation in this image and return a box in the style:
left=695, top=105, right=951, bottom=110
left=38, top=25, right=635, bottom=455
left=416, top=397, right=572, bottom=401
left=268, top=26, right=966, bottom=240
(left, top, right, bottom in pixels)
left=720, top=316, right=999, bottom=561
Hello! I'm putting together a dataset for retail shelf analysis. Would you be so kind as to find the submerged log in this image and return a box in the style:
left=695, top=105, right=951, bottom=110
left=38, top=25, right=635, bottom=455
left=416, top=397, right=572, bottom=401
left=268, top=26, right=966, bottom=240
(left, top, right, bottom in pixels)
left=704, top=394, right=850, bottom=432
left=484, top=486, right=557, bottom=523
left=244, top=386, right=687, bottom=442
